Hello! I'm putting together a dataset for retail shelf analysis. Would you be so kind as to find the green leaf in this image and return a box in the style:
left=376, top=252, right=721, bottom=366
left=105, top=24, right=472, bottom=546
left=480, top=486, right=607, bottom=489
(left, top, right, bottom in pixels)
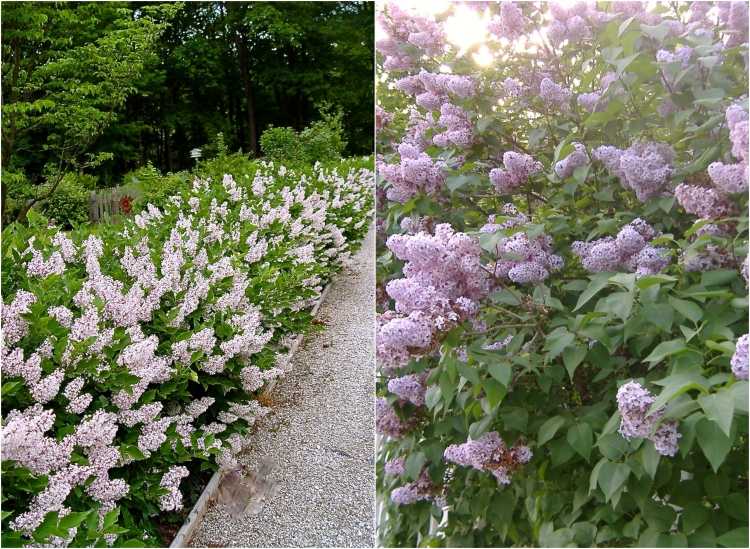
left=597, top=462, right=630, bottom=502
left=696, top=418, right=732, bottom=473
left=487, top=361, right=511, bottom=387
left=538, top=416, right=566, bottom=445
left=545, top=329, right=575, bottom=360
left=574, top=273, right=611, bottom=311
left=424, top=385, right=441, bottom=410
left=609, top=272, right=636, bottom=292
left=680, top=504, right=710, bottom=534
left=566, top=423, right=593, bottom=461
left=483, top=378, right=506, bottom=408
left=595, top=291, right=633, bottom=322
left=102, top=508, right=119, bottom=531
left=562, top=345, right=587, bottom=381
left=639, top=441, right=660, bottom=479
left=405, top=452, right=426, bottom=481
left=644, top=338, right=688, bottom=366
left=698, top=392, right=734, bottom=437
left=717, top=527, right=749, bottom=548
left=669, top=297, right=703, bottom=323
left=446, top=174, right=480, bottom=191
left=456, top=362, right=480, bottom=385
left=58, top=511, right=91, bottom=530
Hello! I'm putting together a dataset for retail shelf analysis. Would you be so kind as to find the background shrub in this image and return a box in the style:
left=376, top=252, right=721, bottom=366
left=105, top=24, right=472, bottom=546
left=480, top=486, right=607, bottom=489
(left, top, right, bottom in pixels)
left=42, top=173, right=97, bottom=229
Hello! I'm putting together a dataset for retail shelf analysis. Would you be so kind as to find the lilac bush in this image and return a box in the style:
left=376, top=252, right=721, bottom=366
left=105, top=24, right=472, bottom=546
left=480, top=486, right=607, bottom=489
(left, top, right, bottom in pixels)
left=1, top=158, right=373, bottom=546
left=376, top=2, right=748, bottom=547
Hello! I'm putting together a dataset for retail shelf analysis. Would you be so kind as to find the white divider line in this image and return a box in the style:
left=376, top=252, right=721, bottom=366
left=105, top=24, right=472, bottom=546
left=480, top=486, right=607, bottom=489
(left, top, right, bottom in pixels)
left=170, top=282, right=334, bottom=548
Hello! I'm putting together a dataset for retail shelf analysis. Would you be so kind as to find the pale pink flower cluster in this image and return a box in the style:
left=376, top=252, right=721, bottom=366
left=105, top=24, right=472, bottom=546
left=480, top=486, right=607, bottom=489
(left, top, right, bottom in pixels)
left=616, top=381, right=681, bottom=457
left=377, top=143, right=446, bottom=203
left=593, top=142, right=675, bottom=202
left=158, top=465, right=190, bottom=511
left=377, top=3, right=444, bottom=71
left=377, top=224, right=489, bottom=369
left=572, top=218, right=670, bottom=276
left=444, top=431, right=532, bottom=485
left=490, top=152, right=543, bottom=194
left=706, top=105, right=748, bottom=195
left=488, top=2, right=526, bottom=40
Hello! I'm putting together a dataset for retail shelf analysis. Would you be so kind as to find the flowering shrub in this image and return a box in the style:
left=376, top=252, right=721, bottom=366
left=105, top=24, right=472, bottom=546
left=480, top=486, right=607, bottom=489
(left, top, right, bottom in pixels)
left=1, top=158, right=373, bottom=547
left=376, top=2, right=748, bottom=547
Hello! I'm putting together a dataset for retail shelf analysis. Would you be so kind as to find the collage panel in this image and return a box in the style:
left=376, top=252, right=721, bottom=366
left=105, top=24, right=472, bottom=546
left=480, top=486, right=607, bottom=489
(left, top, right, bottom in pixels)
left=375, top=2, right=749, bottom=548
left=1, top=2, right=375, bottom=548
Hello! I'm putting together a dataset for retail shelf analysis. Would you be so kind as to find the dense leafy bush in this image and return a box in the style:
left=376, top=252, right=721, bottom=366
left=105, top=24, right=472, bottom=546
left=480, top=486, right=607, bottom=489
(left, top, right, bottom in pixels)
left=260, top=126, right=306, bottom=166
left=261, top=107, right=348, bottom=166
left=125, top=163, right=191, bottom=211
left=1, top=158, right=373, bottom=547
left=42, top=173, right=97, bottom=229
left=376, top=2, right=748, bottom=547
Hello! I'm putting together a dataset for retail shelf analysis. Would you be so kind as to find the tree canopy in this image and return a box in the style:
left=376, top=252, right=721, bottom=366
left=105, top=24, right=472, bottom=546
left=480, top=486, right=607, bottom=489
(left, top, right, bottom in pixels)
left=1, top=1, right=374, bottom=222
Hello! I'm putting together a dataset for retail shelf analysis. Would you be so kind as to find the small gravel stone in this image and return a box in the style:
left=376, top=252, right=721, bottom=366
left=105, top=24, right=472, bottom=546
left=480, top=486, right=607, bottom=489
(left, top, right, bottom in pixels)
left=189, top=225, right=375, bottom=548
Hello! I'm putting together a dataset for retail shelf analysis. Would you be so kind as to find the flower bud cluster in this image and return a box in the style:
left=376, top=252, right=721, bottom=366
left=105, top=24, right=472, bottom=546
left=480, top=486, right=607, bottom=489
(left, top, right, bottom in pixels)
left=554, top=142, right=589, bottom=179
left=376, top=4, right=444, bottom=71
left=390, top=469, right=435, bottom=505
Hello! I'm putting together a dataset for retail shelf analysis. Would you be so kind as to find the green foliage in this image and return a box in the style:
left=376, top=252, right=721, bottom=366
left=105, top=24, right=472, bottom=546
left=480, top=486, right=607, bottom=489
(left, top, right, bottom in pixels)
left=376, top=3, right=748, bottom=548
left=260, top=126, right=306, bottom=165
left=261, top=107, right=348, bottom=166
left=41, top=173, right=96, bottom=229
left=125, top=163, right=190, bottom=210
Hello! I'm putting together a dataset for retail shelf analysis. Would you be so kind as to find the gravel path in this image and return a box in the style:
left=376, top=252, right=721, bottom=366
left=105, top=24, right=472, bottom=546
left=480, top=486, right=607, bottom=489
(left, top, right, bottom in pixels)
left=189, top=225, right=375, bottom=548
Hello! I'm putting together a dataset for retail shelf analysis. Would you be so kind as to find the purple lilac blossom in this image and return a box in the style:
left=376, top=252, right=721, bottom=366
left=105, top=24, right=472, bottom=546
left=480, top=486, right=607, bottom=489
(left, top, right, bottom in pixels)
left=731, top=334, right=748, bottom=380
left=616, top=381, right=681, bottom=457
left=490, top=151, right=543, bottom=194
left=573, top=219, right=669, bottom=276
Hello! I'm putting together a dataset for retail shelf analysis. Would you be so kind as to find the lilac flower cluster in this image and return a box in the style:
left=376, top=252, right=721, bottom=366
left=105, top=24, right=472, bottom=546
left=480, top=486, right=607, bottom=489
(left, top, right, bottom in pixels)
left=680, top=222, right=737, bottom=272
left=376, top=398, right=414, bottom=438
left=593, top=142, right=675, bottom=202
left=577, top=72, right=618, bottom=113
left=554, top=142, right=589, bottom=179
left=572, top=218, right=669, bottom=276
left=384, top=457, right=406, bottom=476
left=718, top=1, right=749, bottom=47
left=707, top=105, right=748, bottom=194
left=158, top=465, right=190, bottom=512
left=732, top=334, right=748, bottom=381
left=488, top=2, right=526, bottom=40
left=616, top=381, right=681, bottom=457
left=490, top=152, right=543, bottom=194
left=390, top=469, right=435, bottom=505
left=444, top=431, right=532, bottom=485
left=376, top=4, right=444, bottom=71
left=485, top=206, right=564, bottom=284
left=674, top=184, right=735, bottom=219
left=548, top=2, right=594, bottom=46
left=539, top=78, right=572, bottom=109
left=387, top=371, right=429, bottom=406
left=377, top=143, right=446, bottom=203
left=377, top=224, right=489, bottom=369
left=433, top=103, right=474, bottom=149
